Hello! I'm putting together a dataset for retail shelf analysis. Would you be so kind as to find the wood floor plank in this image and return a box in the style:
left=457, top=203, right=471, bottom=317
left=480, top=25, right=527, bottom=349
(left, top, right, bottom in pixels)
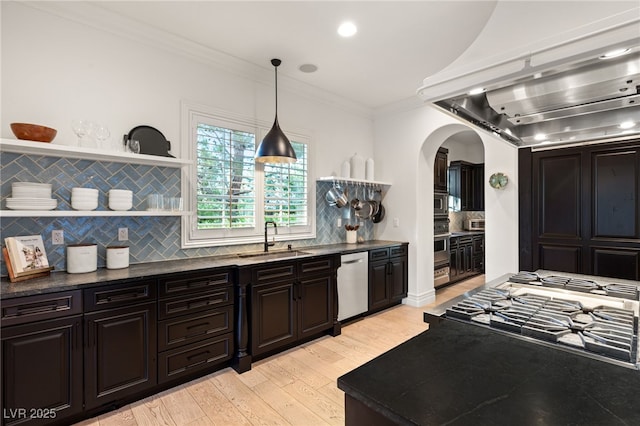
left=159, top=384, right=206, bottom=425
left=186, top=375, right=252, bottom=426
left=210, top=370, right=290, bottom=425
left=96, top=407, right=136, bottom=426
left=252, top=380, right=329, bottom=426
left=281, top=379, right=344, bottom=425
left=129, top=394, right=176, bottom=426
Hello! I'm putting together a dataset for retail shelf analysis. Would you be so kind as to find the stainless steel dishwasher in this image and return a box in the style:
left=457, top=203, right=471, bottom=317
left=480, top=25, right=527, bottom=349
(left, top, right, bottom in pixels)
left=337, top=251, right=369, bottom=322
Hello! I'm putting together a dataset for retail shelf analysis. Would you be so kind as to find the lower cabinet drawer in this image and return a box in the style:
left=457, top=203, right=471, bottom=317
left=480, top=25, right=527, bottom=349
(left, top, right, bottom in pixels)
left=158, top=334, right=234, bottom=384
left=158, top=305, right=233, bottom=351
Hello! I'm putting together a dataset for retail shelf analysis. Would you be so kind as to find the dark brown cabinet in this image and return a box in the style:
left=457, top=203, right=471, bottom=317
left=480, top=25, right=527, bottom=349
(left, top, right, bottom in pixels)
left=249, top=256, right=338, bottom=359
left=157, top=269, right=234, bottom=384
left=83, top=280, right=157, bottom=410
left=434, top=147, right=449, bottom=192
left=449, top=234, right=484, bottom=284
left=519, top=140, right=640, bottom=280
left=449, top=161, right=484, bottom=211
left=368, top=245, right=408, bottom=313
left=1, top=291, right=83, bottom=426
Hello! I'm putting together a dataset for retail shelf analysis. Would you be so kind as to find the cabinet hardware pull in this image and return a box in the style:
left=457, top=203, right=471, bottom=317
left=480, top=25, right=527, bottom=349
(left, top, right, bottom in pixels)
left=186, top=322, right=209, bottom=331
left=104, top=292, right=144, bottom=302
left=186, top=350, right=210, bottom=362
left=187, top=281, right=209, bottom=288
left=16, top=303, right=59, bottom=316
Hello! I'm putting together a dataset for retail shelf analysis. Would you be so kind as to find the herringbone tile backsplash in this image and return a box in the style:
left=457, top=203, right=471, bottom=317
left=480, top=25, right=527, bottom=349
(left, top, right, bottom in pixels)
left=1, top=152, right=376, bottom=273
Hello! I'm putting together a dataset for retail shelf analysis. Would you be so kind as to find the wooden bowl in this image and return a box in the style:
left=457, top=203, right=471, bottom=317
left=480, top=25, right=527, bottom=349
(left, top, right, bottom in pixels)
left=10, top=123, right=57, bottom=143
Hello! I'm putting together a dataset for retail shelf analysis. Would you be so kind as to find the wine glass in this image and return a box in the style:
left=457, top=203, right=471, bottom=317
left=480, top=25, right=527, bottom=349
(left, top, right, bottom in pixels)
left=93, top=124, right=111, bottom=150
left=71, top=120, right=96, bottom=148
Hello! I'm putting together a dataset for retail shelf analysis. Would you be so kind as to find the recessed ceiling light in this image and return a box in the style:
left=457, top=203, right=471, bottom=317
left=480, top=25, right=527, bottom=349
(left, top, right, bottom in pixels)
left=619, top=120, right=636, bottom=129
left=468, top=87, right=485, bottom=95
left=534, top=133, right=547, bottom=141
left=599, top=48, right=631, bottom=59
left=338, top=21, right=357, bottom=37
left=299, top=64, right=318, bottom=73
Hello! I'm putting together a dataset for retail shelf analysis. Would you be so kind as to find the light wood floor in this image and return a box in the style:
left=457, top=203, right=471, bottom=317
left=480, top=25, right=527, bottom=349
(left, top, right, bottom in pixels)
left=74, top=276, right=484, bottom=426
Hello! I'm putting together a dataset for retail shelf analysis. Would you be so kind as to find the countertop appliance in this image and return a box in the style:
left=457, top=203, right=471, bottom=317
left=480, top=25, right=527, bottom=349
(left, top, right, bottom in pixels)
left=337, top=251, right=369, bottom=322
left=426, top=270, right=640, bottom=369
left=465, top=218, right=484, bottom=231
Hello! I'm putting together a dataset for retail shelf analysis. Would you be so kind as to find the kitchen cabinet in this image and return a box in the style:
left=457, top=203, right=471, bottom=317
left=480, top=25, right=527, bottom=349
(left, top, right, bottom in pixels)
left=249, top=255, right=339, bottom=359
left=83, top=280, right=157, bottom=410
left=157, top=269, right=234, bottom=384
left=434, top=147, right=449, bottom=192
left=519, top=140, right=640, bottom=280
left=449, top=234, right=484, bottom=284
left=368, top=244, right=408, bottom=313
left=449, top=161, right=484, bottom=211
left=1, top=291, right=83, bottom=426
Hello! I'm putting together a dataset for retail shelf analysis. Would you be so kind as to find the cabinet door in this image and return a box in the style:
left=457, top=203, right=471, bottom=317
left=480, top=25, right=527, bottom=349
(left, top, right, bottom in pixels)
left=472, top=164, right=485, bottom=210
left=389, top=257, right=408, bottom=301
left=84, top=302, right=157, bottom=409
left=298, top=275, right=333, bottom=339
left=461, top=166, right=473, bottom=211
left=251, top=281, right=296, bottom=357
left=449, top=239, right=459, bottom=280
left=368, top=261, right=389, bottom=312
left=2, top=316, right=83, bottom=426
left=434, top=149, right=448, bottom=192
left=462, top=243, right=474, bottom=275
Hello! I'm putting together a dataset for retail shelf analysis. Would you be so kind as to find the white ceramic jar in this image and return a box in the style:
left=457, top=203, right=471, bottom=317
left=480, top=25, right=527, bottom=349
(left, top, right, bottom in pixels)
left=106, top=246, right=129, bottom=269
left=66, top=243, right=97, bottom=273
left=350, top=153, right=365, bottom=180
left=365, top=158, right=375, bottom=181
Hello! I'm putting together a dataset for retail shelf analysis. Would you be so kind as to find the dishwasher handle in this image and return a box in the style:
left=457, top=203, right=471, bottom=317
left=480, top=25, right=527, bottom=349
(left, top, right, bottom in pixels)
left=343, top=259, right=364, bottom=265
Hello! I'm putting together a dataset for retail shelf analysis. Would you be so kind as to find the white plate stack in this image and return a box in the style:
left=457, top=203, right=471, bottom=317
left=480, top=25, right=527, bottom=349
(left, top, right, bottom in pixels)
left=7, top=182, right=57, bottom=210
left=71, top=188, right=99, bottom=210
left=108, top=189, right=133, bottom=211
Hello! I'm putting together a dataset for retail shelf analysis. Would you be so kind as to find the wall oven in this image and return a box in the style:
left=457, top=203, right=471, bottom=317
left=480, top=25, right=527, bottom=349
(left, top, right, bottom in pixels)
left=434, top=192, right=448, bottom=216
left=434, top=235, right=450, bottom=266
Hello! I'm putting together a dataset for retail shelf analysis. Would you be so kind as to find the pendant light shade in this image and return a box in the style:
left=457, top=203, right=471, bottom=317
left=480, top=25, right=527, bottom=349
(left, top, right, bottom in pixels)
left=256, top=58, right=297, bottom=163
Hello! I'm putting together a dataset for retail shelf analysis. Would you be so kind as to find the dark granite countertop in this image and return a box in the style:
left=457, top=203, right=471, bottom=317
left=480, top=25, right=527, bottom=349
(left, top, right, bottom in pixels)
left=1, top=240, right=406, bottom=299
left=449, top=231, right=484, bottom=237
left=338, top=319, right=640, bottom=426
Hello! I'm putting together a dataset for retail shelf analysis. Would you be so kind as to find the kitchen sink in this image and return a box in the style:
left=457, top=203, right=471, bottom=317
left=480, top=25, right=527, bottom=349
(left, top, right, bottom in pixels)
left=236, top=250, right=311, bottom=260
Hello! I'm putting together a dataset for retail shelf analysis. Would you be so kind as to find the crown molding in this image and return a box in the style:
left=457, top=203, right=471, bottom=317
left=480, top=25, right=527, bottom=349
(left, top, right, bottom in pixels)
left=22, top=2, right=373, bottom=119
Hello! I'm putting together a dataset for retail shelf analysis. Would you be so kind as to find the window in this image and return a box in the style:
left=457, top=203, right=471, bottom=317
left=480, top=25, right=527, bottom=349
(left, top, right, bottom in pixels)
left=182, top=103, right=314, bottom=248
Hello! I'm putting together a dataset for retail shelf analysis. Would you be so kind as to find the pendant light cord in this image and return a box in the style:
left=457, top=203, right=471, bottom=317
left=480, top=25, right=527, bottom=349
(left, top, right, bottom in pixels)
left=271, top=58, right=281, bottom=118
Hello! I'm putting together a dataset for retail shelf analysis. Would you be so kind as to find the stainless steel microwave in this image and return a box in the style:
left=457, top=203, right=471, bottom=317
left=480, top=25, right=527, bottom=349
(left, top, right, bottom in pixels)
left=465, top=219, right=485, bottom=231
left=434, top=192, right=448, bottom=216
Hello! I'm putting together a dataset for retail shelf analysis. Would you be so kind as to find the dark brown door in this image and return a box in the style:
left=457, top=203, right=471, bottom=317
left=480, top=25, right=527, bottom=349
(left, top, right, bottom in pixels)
left=434, top=148, right=448, bottom=192
left=251, top=281, right=296, bottom=357
left=368, top=261, right=389, bottom=311
left=521, top=140, right=640, bottom=279
left=2, top=316, right=83, bottom=426
left=84, top=302, right=157, bottom=409
left=297, top=275, right=333, bottom=339
left=389, top=256, right=408, bottom=301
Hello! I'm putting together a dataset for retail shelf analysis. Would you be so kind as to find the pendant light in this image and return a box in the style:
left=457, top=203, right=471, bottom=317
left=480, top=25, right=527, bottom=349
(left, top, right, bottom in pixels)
left=255, top=58, right=297, bottom=163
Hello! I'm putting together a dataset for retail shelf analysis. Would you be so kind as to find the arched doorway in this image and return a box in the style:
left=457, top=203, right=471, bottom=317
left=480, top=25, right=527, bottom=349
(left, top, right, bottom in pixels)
left=413, top=124, right=485, bottom=306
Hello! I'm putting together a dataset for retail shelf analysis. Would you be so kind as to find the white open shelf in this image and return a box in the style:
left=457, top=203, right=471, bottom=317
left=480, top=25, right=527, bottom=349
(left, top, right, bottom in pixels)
left=0, top=210, right=190, bottom=218
left=0, top=138, right=192, bottom=167
left=316, top=176, right=392, bottom=189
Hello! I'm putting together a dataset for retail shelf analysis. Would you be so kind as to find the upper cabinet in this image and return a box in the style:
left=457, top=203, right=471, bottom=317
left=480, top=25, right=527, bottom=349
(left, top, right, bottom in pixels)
left=449, top=161, right=484, bottom=212
left=434, top=148, right=448, bottom=192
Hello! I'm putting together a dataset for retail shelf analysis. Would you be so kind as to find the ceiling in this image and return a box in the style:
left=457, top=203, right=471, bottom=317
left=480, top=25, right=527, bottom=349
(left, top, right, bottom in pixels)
left=89, top=0, right=500, bottom=109
left=46, top=1, right=640, bottom=147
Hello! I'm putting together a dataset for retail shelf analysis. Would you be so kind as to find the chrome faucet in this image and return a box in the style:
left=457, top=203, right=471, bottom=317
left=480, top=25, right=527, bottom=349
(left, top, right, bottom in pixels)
left=264, top=220, right=278, bottom=252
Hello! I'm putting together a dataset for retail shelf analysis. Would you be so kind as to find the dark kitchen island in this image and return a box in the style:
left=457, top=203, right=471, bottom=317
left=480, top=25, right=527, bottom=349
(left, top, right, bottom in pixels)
left=337, top=318, right=640, bottom=425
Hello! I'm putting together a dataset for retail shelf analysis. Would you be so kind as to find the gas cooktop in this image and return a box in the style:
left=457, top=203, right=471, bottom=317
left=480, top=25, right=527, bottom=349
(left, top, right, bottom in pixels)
left=432, top=271, right=640, bottom=369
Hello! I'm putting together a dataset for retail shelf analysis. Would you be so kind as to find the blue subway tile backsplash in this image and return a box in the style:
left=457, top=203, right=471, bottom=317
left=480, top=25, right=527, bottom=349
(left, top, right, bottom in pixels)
left=1, top=152, right=375, bottom=274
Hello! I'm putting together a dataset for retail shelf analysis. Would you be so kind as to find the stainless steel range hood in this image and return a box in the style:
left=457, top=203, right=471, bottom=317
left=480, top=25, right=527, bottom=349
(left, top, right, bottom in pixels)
left=432, top=50, right=640, bottom=147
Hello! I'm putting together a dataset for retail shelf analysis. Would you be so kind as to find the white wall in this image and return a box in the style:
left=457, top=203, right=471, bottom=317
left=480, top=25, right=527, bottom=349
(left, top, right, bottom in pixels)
left=373, top=104, right=519, bottom=306
left=1, top=2, right=374, bottom=178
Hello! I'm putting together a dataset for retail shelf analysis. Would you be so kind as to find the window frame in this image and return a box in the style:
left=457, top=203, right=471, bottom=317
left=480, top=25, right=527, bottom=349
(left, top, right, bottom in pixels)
left=181, top=101, right=315, bottom=248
